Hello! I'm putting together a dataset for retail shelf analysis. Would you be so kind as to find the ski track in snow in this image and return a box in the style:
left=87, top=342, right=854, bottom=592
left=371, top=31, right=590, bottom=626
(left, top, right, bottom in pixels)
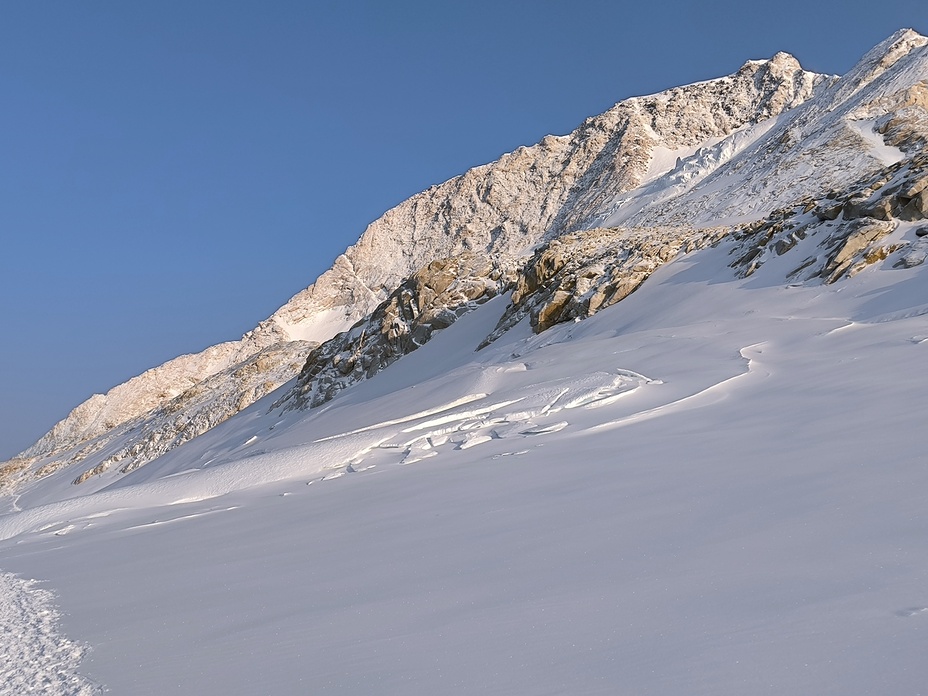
left=0, top=572, right=101, bottom=696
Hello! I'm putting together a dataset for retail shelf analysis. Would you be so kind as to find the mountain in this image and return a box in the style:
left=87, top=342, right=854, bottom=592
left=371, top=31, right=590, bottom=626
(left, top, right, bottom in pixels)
left=0, top=42, right=829, bottom=493
left=5, top=30, right=927, bottom=497
left=3, top=30, right=928, bottom=693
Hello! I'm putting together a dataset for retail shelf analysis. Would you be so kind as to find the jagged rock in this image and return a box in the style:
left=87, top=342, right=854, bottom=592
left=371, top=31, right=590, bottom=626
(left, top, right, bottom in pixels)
left=277, top=254, right=517, bottom=412
left=822, top=219, right=897, bottom=283
left=898, top=189, right=928, bottom=220
left=728, top=207, right=812, bottom=277
left=536, top=291, right=575, bottom=332
left=481, top=226, right=729, bottom=346
left=902, top=173, right=928, bottom=198
left=843, top=194, right=894, bottom=221
left=815, top=203, right=844, bottom=221
left=775, top=237, right=798, bottom=255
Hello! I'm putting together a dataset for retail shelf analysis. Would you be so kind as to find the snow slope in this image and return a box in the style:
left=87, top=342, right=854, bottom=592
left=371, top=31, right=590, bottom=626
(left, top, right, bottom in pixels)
left=3, top=231, right=928, bottom=694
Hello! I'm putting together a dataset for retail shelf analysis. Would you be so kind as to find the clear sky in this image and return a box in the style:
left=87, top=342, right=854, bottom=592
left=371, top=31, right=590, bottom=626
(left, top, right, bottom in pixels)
left=0, top=0, right=924, bottom=459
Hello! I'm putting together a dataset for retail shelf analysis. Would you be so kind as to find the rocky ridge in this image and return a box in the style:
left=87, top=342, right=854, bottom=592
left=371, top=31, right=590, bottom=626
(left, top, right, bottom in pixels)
left=302, top=51, right=824, bottom=327
left=278, top=254, right=518, bottom=411
left=585, top=29, right=928, bottom=231
left=1, top=341, right=311, bottom=493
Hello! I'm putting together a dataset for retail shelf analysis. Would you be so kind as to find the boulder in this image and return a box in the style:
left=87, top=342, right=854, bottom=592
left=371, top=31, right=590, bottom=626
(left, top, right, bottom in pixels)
left=844, top=195, right=893, bottom=221
left=902, top=173, right=928, bottom=199
left=898, top=190, right=928, bottom=221
left=535, top=290, right=573, bottom=332
left=815, top=203, right=843, bottom=221
left=823, top=219, right=896, bottom=283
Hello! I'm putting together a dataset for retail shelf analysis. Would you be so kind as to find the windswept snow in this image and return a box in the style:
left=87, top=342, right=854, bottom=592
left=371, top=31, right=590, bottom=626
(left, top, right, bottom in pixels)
left=272, top=307, right=355, bottom=344
left=845, top=118, right=907, bottom=166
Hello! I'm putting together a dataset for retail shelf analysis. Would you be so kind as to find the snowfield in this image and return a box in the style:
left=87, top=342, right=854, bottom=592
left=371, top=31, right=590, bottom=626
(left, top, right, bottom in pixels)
left=3, top=235, right=928, bottom=694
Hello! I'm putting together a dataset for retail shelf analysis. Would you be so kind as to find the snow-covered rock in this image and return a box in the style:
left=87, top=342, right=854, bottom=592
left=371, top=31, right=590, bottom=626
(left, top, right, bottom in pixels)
left=1, top=341, right=312, bottom=494
left=278, top=253, right=518, bottom=411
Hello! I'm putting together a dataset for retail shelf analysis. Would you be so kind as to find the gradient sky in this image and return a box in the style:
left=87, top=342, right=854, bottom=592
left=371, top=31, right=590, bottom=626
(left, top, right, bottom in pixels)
left=1, top=1, right=924, bottom=459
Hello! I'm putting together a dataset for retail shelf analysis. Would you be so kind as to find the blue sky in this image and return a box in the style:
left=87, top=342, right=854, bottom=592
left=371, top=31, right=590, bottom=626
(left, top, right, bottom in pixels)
left=0, top=1, right=924, bottom=459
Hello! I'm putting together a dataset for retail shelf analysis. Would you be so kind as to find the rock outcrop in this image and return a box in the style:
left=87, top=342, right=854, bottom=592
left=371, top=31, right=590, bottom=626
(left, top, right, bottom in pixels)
left=279, top=254, right=517, bottom=411
left=728, top=148, right=928, bottom=281
left=482, top=226, right=729, bottom=344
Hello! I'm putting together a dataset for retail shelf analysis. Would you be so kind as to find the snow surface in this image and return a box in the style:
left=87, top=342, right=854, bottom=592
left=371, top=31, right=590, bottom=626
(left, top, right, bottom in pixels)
left=3, top=236, right=928, bottom=694
left=591, top=117, right=787, bottom=229
left=273, top=307, right=355, bottom=344
left=845, top=118, right=907, bottom=166
left=0, top=572, right=100, bottom=695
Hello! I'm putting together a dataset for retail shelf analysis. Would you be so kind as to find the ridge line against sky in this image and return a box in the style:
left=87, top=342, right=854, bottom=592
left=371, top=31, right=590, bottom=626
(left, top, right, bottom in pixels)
left=1, top=1, right=924, bottom=459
